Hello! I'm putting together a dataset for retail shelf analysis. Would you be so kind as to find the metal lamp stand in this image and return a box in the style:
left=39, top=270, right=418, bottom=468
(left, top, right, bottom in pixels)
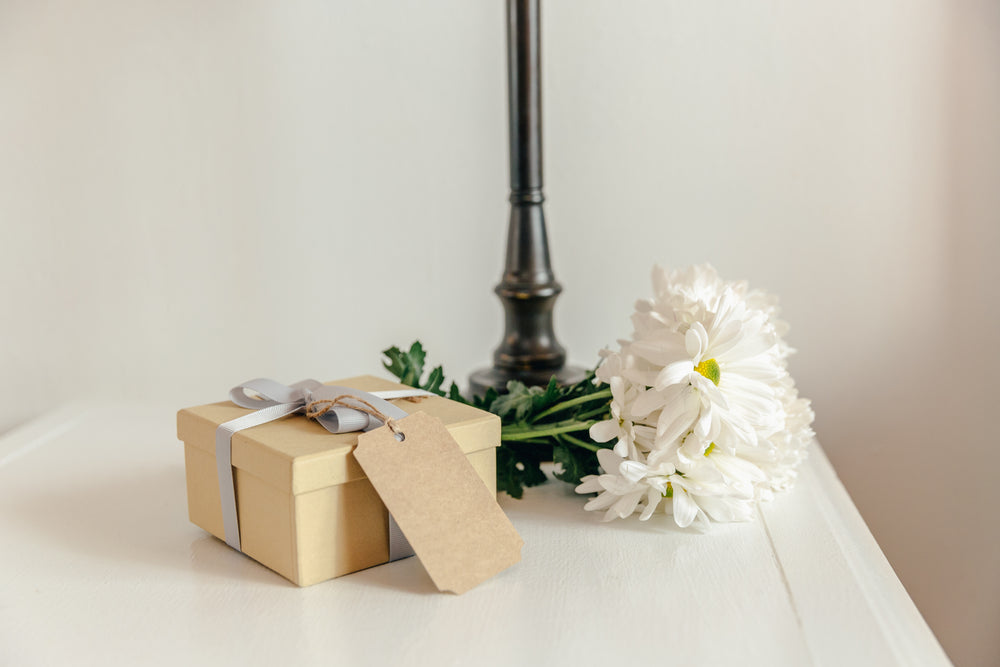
left=469, top=0, right=585, bottom=395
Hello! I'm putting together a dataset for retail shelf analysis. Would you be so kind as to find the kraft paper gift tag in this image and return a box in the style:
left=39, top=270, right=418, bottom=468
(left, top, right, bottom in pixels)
left=354, top=411, right=523, bottom=594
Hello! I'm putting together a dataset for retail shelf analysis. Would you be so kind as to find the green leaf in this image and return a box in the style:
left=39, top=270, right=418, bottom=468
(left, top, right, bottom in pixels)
left=381, top=341, right=426, bottom=387
left=531, top=376, right=562, bottom=413
left=496, top=447, right=525, bottom=499
left=421, top=365, right=445, bottom=396
left=473, top=387, right=499, bottom=412
left=447, top=381, right=466, bottom=404
left=382, top=345, right=407, bottom=380
left=520, top=456, right=549, bottom=487
left=552, top=441, right=601, bottom=485
left=496, top=443, right=548, bottom=499
left=490, top=381, right=536, bottom=422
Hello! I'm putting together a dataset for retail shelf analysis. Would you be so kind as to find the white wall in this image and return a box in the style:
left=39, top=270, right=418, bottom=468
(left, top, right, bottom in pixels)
left=1, top=2, right=996, bottom=664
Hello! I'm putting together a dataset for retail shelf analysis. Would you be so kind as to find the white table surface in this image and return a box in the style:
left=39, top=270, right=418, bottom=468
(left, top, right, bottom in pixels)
left=0, top=401, right=950, bottom=667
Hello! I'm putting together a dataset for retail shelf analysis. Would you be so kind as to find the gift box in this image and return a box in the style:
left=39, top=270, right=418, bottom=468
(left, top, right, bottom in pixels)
left=177, top=375, right=501, bottom=587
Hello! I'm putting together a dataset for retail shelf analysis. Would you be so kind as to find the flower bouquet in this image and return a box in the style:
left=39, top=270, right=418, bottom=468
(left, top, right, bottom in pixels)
left=384, top=264, right=814, bottom=529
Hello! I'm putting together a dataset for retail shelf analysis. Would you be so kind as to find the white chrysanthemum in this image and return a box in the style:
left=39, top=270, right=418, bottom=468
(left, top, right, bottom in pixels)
left=632, top=290, right=785, bottom=456
left=742, top=383, right=815, bottom=499
left=577, top=263, right=815, bottom=528
left=589, top=352, right=656, bottom=459
left=578, top=447, right=761, bottom=528
left=577, top=449, right=672, bottom=522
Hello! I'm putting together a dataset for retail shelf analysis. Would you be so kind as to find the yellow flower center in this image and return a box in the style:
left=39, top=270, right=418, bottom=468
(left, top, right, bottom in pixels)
left=704, top=442, right=716, bottom=456
left=662, top=482, right=673, bottom=498
left=694, top=358, right=721, bottom=386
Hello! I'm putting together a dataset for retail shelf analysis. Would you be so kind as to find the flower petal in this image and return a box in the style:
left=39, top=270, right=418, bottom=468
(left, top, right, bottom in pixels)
left=655, top=361, right=695, bottom=390
left=596, top=447, right=623, bottom=473
left=671, top=487, right=699, bottom=528
left=619, top=460, right=647, bottom=484
left=630, top=336, right=686, bottom=365
left=685, top=321, right=708, bottom=360
left=609, top=376, right=626, bottom=405
left=575, top=476, right=603, bottom=494
left=631, top=387, right=667, bottom=418
left=590, top=419, right=620, bottom=443
left=612, top=490, right=643, bottom=518
left=639, top=488, right=663, bottom=520
left=656, top=398, right=698, bottom=445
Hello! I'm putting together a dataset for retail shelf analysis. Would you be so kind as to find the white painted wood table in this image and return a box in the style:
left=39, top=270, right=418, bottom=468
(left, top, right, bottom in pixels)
left=0, top=402, right=950, bottom=667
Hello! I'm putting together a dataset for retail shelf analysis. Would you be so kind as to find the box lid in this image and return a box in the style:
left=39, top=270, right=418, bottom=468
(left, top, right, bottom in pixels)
left=177, top=375, right=500, bottom=495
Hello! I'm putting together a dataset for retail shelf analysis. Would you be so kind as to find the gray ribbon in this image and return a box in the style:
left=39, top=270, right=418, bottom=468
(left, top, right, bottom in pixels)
left=215, top=378, right=432, bottom=560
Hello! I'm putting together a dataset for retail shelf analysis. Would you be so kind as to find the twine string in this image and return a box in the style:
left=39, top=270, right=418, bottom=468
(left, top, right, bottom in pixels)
left=306, top=394, right=402, bottom=436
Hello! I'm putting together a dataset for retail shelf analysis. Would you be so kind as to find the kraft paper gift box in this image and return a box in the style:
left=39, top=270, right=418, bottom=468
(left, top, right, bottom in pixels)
left=176, top=375, right=500, bottom=587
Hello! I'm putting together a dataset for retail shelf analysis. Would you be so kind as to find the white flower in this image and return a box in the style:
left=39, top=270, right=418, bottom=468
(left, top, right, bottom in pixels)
left=632, top=287, right=785, bottom=451
left=742, top=385, right=815, bottom=498
left=576, top=263, right=815, bottom=528
left=576, top=446, right=761, bottom=528
left=576, top=449, right=669, bottom=521
left=589, top=353, right=656, bottom=459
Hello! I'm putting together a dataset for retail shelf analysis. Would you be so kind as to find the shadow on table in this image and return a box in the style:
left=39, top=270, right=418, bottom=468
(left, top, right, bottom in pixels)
left=2, top=454, right=291, bottom=587
left=343, top=554, right=439, bottom=595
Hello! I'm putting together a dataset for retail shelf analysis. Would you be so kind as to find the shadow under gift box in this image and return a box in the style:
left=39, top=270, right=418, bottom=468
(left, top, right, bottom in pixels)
left=176, top=375, right=501, bottom=587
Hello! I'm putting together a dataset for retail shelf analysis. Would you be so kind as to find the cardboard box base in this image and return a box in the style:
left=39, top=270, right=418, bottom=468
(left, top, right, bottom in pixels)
left=184, top=443, right=498, bottom=586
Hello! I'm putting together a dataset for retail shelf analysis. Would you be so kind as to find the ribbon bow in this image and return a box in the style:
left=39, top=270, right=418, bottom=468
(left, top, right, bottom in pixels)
left=215, top=378, right=433, bottom=555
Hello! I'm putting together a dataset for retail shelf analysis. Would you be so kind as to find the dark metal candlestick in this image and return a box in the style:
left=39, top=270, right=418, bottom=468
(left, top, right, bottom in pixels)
left=470, top=0, right=584, bottom=395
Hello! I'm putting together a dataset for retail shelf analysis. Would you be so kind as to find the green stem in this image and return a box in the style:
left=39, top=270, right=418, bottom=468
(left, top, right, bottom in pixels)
left=530, top=388, right=612, bottom=423
left=574, top=405, right=612, bottom=422
left=502, top=420, right=594, bottom=441
left=558, top=431, right=603, bottom=452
